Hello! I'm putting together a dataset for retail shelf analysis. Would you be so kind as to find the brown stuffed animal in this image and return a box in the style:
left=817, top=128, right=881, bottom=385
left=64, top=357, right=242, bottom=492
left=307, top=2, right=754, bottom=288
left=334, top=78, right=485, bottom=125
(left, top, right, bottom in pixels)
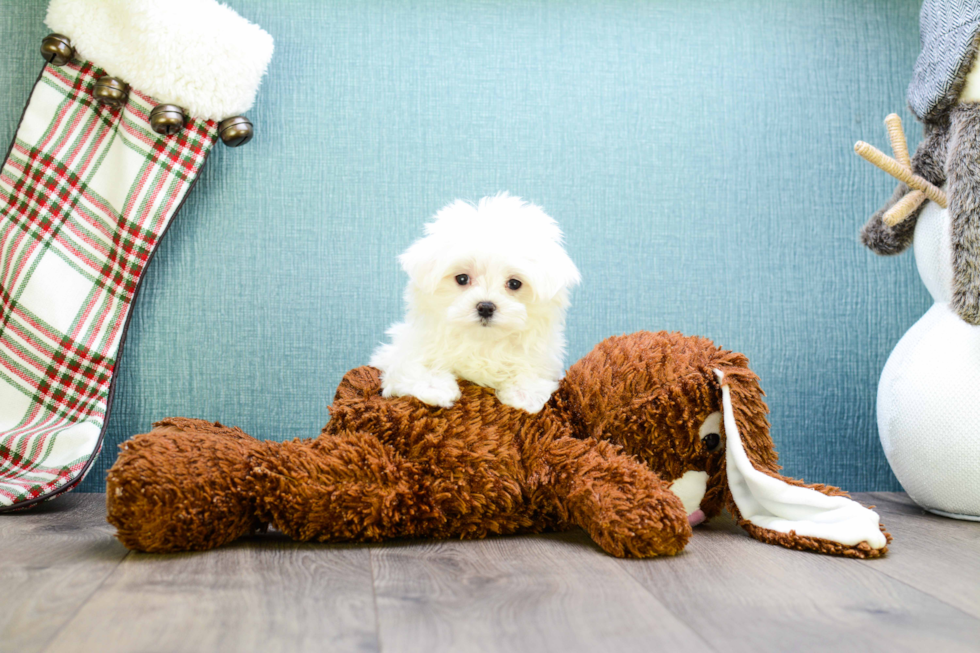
left=106, top=331, right=889, bottom=558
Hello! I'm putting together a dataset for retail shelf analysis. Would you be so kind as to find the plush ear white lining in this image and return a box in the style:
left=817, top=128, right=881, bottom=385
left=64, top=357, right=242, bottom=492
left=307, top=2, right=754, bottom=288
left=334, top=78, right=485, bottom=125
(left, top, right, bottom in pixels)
left=714, top=370, right=886, bottom=549
left=45, top=0, right=274, bottom=121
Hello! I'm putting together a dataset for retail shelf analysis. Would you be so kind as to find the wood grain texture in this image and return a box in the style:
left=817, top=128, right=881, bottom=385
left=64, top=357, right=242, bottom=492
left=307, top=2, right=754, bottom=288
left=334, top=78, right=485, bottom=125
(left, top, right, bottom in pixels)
left=614, top=492, right=980, bottom=653
left=0, top=495, right=127, bottom=653
left=5, top=493, right=979, bottom=653
left=370, top=532, right=710, bottom=653
left=43, top=535, right=379, bottom=653
left=860, top=492, right=980, bottom=619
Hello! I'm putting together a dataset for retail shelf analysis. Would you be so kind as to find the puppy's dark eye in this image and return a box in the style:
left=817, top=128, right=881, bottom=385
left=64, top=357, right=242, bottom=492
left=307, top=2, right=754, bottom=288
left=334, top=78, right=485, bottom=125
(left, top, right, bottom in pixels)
left=702, top=432, right=721, bottom=452
left=507, top=279, right=522, bottom=291
left=455, top=274, right=469, bottom=286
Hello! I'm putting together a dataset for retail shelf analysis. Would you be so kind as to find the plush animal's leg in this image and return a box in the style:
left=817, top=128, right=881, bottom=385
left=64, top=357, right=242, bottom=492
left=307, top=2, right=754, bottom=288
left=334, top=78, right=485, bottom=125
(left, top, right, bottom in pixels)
left=534, top=436, right=691, bottom=558
left=249, top=429, right=440, bottom=542
left=106, top=418, right=266, bottom=552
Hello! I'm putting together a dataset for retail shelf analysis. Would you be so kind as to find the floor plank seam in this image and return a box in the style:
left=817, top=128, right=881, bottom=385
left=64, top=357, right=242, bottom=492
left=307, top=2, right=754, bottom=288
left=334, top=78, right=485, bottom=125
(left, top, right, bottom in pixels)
left=611, top=557, right=722, bottom=653
left=36, top=542, right=131, bottom=653
left=368, top=548, right=385, bottom=653
left=857, top=559, right=980, bottom=623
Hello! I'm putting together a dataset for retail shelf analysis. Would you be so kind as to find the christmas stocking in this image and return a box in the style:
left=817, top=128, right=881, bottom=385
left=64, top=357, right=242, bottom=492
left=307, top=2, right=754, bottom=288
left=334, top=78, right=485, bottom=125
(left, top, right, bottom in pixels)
left=0, top=0, right=273, bottom=510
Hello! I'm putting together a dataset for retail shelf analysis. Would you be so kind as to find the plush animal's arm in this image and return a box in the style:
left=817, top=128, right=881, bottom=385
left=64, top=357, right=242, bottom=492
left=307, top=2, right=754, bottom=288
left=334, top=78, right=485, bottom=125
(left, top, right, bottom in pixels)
left=532, top=436, right=691, bottom=558
left=947, top=103, right=980, bottom=324
left=860, top=118, right=949, bottom=254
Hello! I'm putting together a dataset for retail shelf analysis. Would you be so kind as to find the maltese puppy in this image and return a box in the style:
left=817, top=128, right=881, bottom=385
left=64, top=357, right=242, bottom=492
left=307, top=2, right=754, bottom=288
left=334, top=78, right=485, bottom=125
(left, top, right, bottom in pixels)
left=370, top=193, right=581, bottom=413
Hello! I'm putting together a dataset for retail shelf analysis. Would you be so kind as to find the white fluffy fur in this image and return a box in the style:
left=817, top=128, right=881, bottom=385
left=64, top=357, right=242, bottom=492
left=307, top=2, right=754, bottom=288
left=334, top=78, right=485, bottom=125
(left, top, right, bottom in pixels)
left=371, top=194, right=581, bottom=413
left=45, top=0, right=273, bottom=121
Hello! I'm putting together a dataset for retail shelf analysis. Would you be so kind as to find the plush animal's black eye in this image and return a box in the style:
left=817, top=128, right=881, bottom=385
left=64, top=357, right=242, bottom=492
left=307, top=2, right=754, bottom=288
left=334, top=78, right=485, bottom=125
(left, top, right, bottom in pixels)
left=703, top=432, right=721, bottom=452
left=507, top=279, right=522, bottom=291
left=455, top=274, right=469, bottom=286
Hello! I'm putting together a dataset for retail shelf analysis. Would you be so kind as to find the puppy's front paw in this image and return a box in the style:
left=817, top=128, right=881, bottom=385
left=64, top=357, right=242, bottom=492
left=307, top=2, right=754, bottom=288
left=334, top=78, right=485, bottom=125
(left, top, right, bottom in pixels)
left=382, top=370, right=461, bottom=408
left=412, top=378, right=462, bottom=408
left=496, top=377, right=559, bottom=413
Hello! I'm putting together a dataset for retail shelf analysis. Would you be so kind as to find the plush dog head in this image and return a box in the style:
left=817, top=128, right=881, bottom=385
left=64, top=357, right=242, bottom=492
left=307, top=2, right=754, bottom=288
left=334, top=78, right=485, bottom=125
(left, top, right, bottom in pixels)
left=561, top=331, right=889, bottom=557
left=398, top=193, right=580, bottom=337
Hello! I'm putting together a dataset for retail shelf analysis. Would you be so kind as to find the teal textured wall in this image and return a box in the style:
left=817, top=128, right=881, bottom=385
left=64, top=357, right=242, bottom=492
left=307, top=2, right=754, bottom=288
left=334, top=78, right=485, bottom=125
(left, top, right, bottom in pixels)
left=0, top=0, right=927, bottom=492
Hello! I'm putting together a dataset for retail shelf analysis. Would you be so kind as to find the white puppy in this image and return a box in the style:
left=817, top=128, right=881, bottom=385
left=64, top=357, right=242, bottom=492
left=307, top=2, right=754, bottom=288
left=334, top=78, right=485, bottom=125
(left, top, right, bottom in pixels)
left=370, top=193, right=581, bottom=413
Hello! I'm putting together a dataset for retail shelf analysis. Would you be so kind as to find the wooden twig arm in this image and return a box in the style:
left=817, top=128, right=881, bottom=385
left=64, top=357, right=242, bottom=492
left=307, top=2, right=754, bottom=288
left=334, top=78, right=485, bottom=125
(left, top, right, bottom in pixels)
left=883, top=190, right=927, bottom=227
left=855, top=113, right=943, bottom=227
left=885, top=114, right=911, bottom=167
left=854, top=140, right=947, bottom=208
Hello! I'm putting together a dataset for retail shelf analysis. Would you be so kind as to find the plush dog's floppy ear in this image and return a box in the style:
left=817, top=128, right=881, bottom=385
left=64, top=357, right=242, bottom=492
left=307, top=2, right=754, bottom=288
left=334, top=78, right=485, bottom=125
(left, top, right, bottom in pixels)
left=712, top=367, right=889, bottom=558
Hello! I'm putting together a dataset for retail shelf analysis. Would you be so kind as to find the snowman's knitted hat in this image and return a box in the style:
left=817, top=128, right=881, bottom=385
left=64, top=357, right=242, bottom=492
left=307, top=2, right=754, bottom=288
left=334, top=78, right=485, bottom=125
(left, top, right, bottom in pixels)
left=907, top=0, right=980, bottom=122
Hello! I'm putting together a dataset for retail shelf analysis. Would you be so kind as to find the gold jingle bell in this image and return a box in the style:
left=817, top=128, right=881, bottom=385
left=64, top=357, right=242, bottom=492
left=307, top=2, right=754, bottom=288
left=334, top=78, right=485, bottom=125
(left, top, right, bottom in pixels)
left=40, top=34, right=74, bottom=67
left=149, top=104, right=185, bottom=136
left=218, top=116, right=253, bottom=147
left=93, top=76, right=129, bottom=107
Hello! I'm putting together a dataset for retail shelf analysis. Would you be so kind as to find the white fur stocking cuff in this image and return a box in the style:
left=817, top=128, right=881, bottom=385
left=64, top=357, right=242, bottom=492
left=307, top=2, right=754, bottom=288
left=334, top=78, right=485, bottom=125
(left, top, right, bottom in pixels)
left=45, top=0, right=274, bottom=121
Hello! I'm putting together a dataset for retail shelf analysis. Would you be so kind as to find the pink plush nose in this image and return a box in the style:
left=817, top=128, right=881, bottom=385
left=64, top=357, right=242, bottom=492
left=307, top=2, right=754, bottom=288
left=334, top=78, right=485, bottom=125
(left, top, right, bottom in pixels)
left=688, top=509, right=706, bottom=527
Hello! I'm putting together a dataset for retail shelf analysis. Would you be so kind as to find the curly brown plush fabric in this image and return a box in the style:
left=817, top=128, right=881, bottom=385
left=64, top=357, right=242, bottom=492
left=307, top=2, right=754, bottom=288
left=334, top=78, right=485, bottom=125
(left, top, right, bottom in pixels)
left=106, top=331, right=887, bottom=558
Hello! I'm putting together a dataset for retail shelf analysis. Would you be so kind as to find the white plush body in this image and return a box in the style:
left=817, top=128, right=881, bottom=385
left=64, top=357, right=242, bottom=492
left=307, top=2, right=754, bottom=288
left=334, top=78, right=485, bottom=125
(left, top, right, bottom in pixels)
left=371, top=194, right=580, bottom=413
left=877, top=198, right=980, bottom=520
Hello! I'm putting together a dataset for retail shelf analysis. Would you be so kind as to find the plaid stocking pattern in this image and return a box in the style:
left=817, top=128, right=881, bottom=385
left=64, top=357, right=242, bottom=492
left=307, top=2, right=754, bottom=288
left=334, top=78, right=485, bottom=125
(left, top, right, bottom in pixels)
left=0, top=59, right=217, bottom=509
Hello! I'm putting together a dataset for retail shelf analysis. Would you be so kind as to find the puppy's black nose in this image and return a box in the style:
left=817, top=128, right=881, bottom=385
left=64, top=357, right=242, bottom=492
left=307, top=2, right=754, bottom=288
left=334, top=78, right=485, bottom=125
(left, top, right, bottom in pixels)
left=476, top=302, right=496, bottom=319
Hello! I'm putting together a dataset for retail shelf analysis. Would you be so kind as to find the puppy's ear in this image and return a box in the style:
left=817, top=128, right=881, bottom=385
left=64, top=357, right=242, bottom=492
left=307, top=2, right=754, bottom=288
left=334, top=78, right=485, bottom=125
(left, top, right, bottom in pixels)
left=712, top=366, right=890, bottom=558
left=526, top=242, right=581, bottom=302
left=399, top=200, right=475, bottom=293
left=398, top=235, right=449, bottom=294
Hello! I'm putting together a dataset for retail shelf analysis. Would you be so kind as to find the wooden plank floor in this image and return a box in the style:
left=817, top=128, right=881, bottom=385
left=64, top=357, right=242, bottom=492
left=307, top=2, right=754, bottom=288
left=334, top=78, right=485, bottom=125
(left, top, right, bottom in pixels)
left=1, top=493, right=977, bottom=653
